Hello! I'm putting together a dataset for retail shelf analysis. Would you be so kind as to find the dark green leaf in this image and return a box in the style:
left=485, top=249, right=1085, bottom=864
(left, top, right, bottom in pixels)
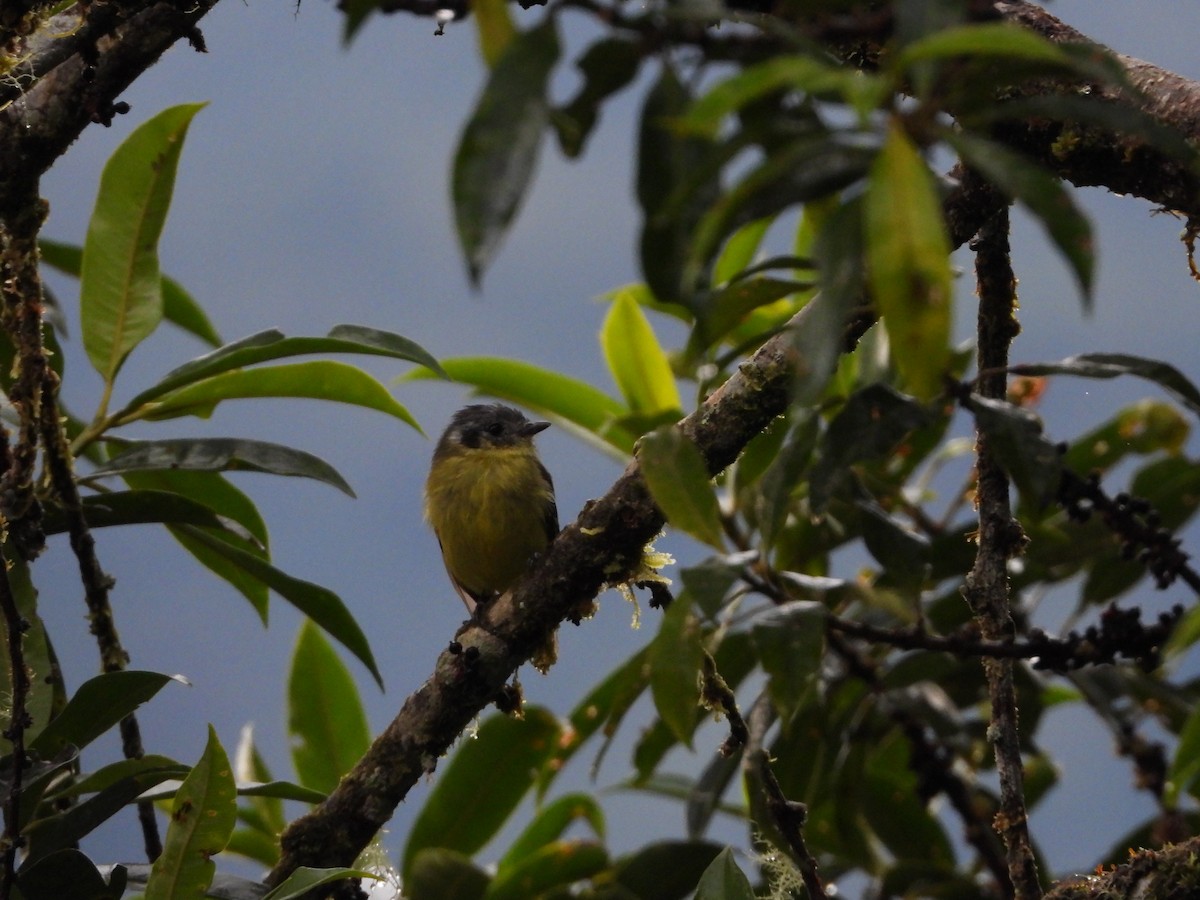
left=751, top=601, right=824, bottom=722
left=966, top=394, right=1063, bottom=507
left=486, top=840, right=608, bottom=900
left=680, top=555, right=745, bottom=619
left=166, top=524, right=269, bottom=620
left=0, top=559, right=62, bottom=747
left=180, top=525, right=382, bottom=687
left=865, top=123, right=952, bottom=400
left=552, top=37, right=642, bottom=158
left=692, top=277, right=808, bottom=354
left=1064, top=400, right=1189, bottom=475
left=897, top=22, right=1072, bottom=68
left=17, top=849, right=124, bottom=900
left=43, top=490, right=233, bottom=536
left=638, top=65, right=719, bottom=305
left=758, top=413, right=819, bottom=546
left=810, top=384, right=931, bottom=513
left=402, top=708, right=562, bottom=881
left=1012, top=353, right=1200, bottom=417
left=81, top=104, right=206, bottom=383
left=90, top=438, right=355, bottom=497
left=693, top=846, right=755, bottom=900
left=288, top=621, right=371, bottom=794
left=406, top=850, right=489, bottom=900
left=639, top=426, right=724, bottom=550
left=31, top=671, right=178, bottom=757
left=454, top=19, right=561, bottom=283
left=648, top=595, right=704, bottom=748
left=948, top=131, right=1094, bottom=301
left=686, top=749, right=742, bottom=840
left=612, top=841, right=723, bottom=900
left=46, top=756, right=188, bottom=802
left=857, top=496, right=931, bottom=589
left=124, top=866, right=277, bottom=900
left=124, top=469, right=268, bottom=545
left=498, top=794, right=605, bottom=872
left=126, top=325, right=443, bottom=411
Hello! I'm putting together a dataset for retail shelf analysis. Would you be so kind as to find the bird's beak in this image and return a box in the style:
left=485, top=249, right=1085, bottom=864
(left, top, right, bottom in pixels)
left=520, top=420, right=551, bottom=438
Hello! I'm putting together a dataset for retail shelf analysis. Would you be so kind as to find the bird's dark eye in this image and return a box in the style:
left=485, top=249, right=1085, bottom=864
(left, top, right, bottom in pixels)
left=486, top=422, right=505, bottom=437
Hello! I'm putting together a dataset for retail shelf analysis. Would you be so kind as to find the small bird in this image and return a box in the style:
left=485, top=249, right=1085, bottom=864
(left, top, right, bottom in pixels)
left=424, top=403, right=559, bottom=613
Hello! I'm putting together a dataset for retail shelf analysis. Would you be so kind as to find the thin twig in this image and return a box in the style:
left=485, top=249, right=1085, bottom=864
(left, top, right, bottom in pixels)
left=965, top=200, right=1040, bottom=900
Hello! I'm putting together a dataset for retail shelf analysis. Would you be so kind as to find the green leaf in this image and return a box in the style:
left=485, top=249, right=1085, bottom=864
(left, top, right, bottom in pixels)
left=693, top=277, right=808, bottom=355
left=454, top=18, right=560, bottom=283
left=750, top=601, right=824, bottom=722
left=42, top=490, right=235, bottom=536
left=16, top=849, right=124, bottom=900
left=144, top=726, right=237, bottom=900
left=551, top=37, right=642, bottom=159
left=473, top=0, right=515, bottom=68
left=123, top=470, right=268, bottom=545
left=896, top=22, right=1072, bottom=69
left=40, top=238, right=220, bottom=347
left=864, top=124, right=953, bottom=400
left=947, top=131, right=1094, bottom=302
left=31, top=671, right=179, bottom=757
left=638, top=425, right=723, bottom=549
left=1012, top=353, right=1200, bottom=418
left=287, top=621, right=371, bottom=794
left=497, top=794, right=605, bottom=873
left=612, top=840, right=724, bottom=900
left=648, top=596, right=704, bottom=748
left=486, top=841, right=608, bottom=900
left=693, top=847, right=755, bottom=900
left=132, top=360, right=418, bottom=430
left=638, top=65, right=719, bottom=305
left=45, top=755, right=188, bottom=802
left=402, top=708, right=562, bottom=881
left=168, top=525, right=270, bottom=621
left=712, top=217, right=773, bottom=287
left=263, top=867, right=375, bottom=900
left=407, top=356, right=636, bottom=457
left=90, top=438, right=355, bottom=497
left=127, top=325, right=443, bottom=411
left=810, top=383, right=931, bottom=513
left=966, top=394, right=1063, bottom=507
left=81, top=104, right=206, bottom=384
left=406, top=850, right=489, bottom=900
left=602, top=288, right=682, bottom=416
left=180, top=525, right=382, bottom=687
left=0, top=559, right=61, bottom=747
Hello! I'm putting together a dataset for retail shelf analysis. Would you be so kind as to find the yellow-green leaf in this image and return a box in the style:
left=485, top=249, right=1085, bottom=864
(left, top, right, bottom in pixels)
left=473, top=0, right=516, bottom=67
left=639, top=425, right=724, bottom=550
left=864, top=124, right=952, bottom=400
left=602, top=289, right=682, bottom=416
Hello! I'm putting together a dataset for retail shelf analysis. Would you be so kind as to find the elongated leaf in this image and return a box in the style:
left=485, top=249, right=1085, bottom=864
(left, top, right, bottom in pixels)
left=131, top=361, right=418, bottom=430
left=122, top=866, right=276, bottom=900
left=639, top=425, right=723, bottom=550
left=407, top=356, right=636, bottom=456
left=17, top=849, right=124, bottom=900
left=602, top=289, right=682, bottom=416
left=473, top=0, right=515, bottom=67
left=713, top=216, right=773, bottom=286
left=43, top=490, right=232, bottom=536
left=751, top=601, right=824, bottom=722
left=897, top=22, right=1071, bottom=68
left=288, top=621, right=371, bottom=794
left=124, top=470, right=268, bottom=545
left=47, top=756, right=188, bottom=802
left=406, top=850, right=489, bottom=900
left=551, top=37, right=642, bottom=158
left=81, top=104, right=206, bottom=384
left=485, top=840, right=608, bottom=900
left=947, top=131, right=1093, bottom=301
left=145, top=725, right=237, bottom=900
left=40, top=238, right=220, bottom=347
left=90, top=438, right=355, bottom=497
left=180, top=525, right=382, bottom=687
left=263, top=867, right=376, bottom=900
left=454, top=19, right=560, bottom=283
left=0, top=560, right=61, bottom=747
left=694, top=847, right=755, bottom=900
left=965, top=394, right=1063, bottom=507
left=648, top=596, right=704, bottom=748
left=402, top=708, right=562, bottom=881
left=1011, top=353, right=1200, bottom=417
left=498, top=794, right=605, bottom=873
left=31, top=671, right=179, bottom=757
left=168, top=525, right=270, bottom=621
left=865, top=124, right=952, bottom=400
left=126, top=325, right=443, bottom=411
left=612, top=840, right=724, bottom=900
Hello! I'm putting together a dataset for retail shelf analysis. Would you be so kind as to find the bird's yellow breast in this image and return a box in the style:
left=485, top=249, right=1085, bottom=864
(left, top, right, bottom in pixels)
left=424, top=444, right=554, bottom=599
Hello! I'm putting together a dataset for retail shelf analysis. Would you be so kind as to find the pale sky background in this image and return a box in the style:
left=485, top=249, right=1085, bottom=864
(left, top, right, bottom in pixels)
left=28, top=0, right=1200, bottom=887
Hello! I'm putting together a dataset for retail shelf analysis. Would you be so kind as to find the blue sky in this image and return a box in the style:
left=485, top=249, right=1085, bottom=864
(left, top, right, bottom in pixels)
left=31, top=0, right=1200, bottom=884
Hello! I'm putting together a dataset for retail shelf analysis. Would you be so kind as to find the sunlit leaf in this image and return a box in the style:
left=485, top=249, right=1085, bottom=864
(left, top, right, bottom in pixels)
left=485, top=840, right=608, bottom=900
left=81, top=104, right=206, bottom=384
left=864, top=124, right=952, bottom=400
left=473, top=0, right=515, bottom=68
left=602, top=288, right=682, bottom=416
